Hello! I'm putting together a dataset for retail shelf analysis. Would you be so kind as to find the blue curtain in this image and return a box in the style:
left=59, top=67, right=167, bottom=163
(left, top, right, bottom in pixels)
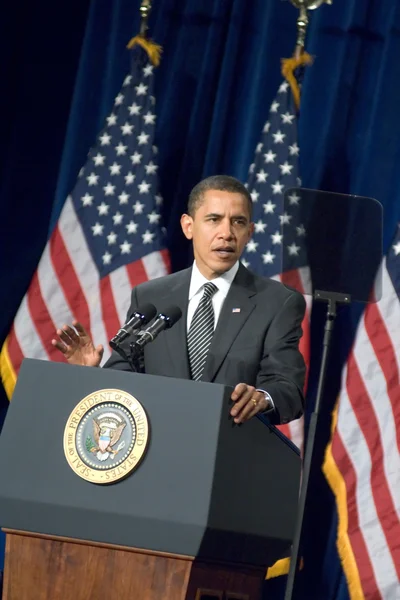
left=2, top=0, right=400, bottom=597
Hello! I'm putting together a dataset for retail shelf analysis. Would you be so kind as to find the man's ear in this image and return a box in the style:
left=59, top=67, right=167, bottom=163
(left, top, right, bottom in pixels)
left=248, top=221, right=255, bottom=240
left=180, top=214, right=194, bottom=240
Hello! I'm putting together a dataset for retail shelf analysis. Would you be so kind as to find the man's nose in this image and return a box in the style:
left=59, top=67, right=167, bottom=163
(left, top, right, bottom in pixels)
left=218, top=220, right=234, bottom=239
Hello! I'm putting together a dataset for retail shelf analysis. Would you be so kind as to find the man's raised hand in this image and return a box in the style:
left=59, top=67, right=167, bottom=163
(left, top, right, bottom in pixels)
left=51, top=321, right=103, bottom=367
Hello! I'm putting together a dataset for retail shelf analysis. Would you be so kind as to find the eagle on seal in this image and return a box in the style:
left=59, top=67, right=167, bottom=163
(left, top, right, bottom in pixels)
left=91, top=416, right=126, bottom=461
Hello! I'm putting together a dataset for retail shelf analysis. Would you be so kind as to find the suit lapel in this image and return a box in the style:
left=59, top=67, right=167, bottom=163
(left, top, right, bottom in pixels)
left=162, top=268, right=191, bottom=379
left=201, top=265, right=257, bottom=382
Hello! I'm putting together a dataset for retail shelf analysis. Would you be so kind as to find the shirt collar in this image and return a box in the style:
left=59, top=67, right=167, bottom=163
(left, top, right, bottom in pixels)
left=188, top=260, right=239, bottom=301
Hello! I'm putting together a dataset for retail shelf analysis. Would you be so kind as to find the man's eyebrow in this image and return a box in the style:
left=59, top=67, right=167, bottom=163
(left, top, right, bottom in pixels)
left=204, top=212, right=248, bottom=221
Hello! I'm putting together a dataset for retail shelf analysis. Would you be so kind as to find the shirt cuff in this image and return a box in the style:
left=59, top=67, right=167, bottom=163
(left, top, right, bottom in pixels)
left=256, top=389, right=275, bottom=413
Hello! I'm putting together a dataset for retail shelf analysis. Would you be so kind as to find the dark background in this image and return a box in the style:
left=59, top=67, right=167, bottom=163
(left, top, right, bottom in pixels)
left=1, top=1, right=400, bottom=598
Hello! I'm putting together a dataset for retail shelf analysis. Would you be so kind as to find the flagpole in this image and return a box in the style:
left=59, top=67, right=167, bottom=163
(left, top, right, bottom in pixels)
left=126, top=1, right=162, bottom=67
left=284, top=1, right=334, bottom=598
left=139, top=0, right=152, bottom=37
left=289, top=0, right=332, bottom=58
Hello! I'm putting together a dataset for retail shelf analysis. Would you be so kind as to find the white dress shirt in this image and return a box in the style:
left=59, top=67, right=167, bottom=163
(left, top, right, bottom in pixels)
left=187, top=260, right=239, bottom=332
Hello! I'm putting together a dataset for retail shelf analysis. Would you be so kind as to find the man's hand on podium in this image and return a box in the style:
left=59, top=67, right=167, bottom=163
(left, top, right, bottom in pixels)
left=230, top=383, right=269, bottom=424
left=51, top=321, right=104, bottom=367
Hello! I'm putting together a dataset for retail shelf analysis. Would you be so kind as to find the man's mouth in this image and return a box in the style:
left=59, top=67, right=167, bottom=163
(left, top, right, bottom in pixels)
left=213, top=247, right=235, bottom=257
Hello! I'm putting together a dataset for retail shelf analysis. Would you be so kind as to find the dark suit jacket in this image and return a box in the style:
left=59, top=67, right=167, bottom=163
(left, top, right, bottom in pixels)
left=103, top=263, right=306, bottom=425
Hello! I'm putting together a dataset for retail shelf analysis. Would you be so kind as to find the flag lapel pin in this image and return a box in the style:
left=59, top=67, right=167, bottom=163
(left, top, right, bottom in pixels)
left=232, top=308, right=241, bottom=313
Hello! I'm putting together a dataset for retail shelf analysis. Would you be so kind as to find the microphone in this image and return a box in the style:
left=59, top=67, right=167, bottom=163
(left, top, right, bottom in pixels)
left=109, top=303, right=157, bottom=350
left=130, top=305, right=182, bottom=355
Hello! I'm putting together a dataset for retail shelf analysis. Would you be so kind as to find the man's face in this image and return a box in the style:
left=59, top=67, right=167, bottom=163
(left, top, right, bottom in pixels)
left=180, top=189, right=254, bottom=279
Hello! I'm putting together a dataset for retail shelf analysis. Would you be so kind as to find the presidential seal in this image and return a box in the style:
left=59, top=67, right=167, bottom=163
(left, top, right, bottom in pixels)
left=63, top=389, right=149, bottom=484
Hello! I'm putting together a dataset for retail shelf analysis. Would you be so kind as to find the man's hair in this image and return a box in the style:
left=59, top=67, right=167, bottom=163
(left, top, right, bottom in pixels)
left=187, top=175, right=252, bottom=218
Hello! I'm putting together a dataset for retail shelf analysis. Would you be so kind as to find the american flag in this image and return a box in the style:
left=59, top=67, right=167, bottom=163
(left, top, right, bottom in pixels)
left=323, top=227, right=400, bottom=600
left=245, top=79, right=311, bottom=451
left=0, top=44, right=170, bottom=398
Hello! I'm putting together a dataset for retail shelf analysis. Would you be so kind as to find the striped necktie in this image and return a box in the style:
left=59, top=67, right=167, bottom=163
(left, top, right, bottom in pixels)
left=187, top=282, right=218, bottom=380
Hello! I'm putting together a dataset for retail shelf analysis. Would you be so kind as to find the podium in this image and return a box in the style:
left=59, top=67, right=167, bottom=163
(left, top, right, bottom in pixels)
left=0, top=359, right=301, bottom=600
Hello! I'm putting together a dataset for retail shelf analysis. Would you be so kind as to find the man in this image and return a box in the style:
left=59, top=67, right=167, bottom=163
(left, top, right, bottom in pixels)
left=52, top=175, right=306, bottom=425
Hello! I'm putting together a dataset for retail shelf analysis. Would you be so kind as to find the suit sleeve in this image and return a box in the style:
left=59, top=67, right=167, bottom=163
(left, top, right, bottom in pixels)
left=256, top=291, right=306, bottom=425
left=102, top=287, right=144, bottom=372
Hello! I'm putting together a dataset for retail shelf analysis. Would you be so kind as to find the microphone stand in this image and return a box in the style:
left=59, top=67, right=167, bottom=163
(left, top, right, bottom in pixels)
left=128, top=333, right=145, bottom=373
left=284, top=289, right=351, bottom=600
left=111, top=334, right=142, bottom=373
